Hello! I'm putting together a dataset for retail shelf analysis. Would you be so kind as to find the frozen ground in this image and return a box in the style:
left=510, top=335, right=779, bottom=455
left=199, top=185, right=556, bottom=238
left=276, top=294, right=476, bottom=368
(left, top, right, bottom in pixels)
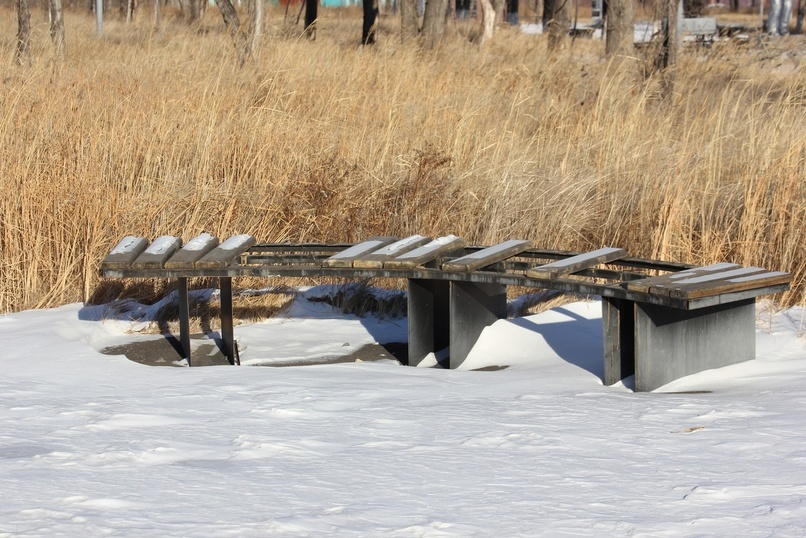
left=1, top=292, right=804, bottom=536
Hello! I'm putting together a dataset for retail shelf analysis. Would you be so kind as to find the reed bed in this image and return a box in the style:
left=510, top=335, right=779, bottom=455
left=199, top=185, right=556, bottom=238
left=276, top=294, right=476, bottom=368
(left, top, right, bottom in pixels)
left=1, top=7, right=804, bottom=313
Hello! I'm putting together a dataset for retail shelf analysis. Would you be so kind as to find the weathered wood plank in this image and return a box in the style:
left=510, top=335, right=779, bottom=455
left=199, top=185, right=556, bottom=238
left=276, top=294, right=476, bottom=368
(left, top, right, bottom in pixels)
left=101, top=236, right=150, bottom=270
left=321, top=236, right=398, bottom=268
left=195, top=234, right=256, bottom=269
left=352, top=235, right=432, bottom=269
left=442, top=240, right=532, bottom=273
left=626, top=262, right=741, bottom=294
left=526, top=247, right=627, bottom=279
left=132, top=236, right=183, bottom=269
left=164, top=233, right=220, bottom=269
left=384, top=235, right=467, bottom=270
left=669, top=270, right=792, bottom=299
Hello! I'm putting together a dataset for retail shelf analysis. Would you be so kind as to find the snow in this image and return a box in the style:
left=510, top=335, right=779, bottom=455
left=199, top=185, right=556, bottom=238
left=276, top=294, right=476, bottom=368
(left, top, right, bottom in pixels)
left=183, top=233, right=216, bottom=251
left=1, top=293, right=805, bottom=536
left=109, top=236, right=144, bottom=255
left=143, top=236, right=180, bottom=255
left=218, top=234, right=254, bottom=251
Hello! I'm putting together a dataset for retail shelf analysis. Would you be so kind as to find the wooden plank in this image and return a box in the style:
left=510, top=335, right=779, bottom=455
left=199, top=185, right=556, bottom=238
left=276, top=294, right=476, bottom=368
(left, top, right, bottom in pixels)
left=526, top=247, right=627, bottom=280
left=669, top=270, right=792, bottom=300
left=321, top=236, right=398, bottom=268
left=164, top=233, right=220, bottom=269
left=101, top=236, right=150, bottom=270
left=442, top=240, right=532, bottom=273
left=626, top=263, right=741, bottom=294
left=352, top=235, right=432, bottom=269
left=384, top=235, right=467, bottom=270
left=195, top=234, right=256, bottom=269
left=132, top=236, right=183, bottom=269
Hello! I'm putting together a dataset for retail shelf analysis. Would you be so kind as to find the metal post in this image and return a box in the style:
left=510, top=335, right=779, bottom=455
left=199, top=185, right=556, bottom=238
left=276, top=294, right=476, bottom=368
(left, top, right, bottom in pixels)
left=602, top=297, right=635, bottom=386
left=220, top=277, right=235, bottom=365
left=96, top=0, right=103, bottom=36
left=177, top=277, right=191, bottom=366
left=407, top=279, right=450, bottom=367
left=449, top=281, right=507, bottom=369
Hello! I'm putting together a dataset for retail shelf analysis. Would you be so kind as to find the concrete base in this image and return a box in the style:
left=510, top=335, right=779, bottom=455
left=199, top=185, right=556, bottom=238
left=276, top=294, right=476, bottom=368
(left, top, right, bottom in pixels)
left=602, top=297, right=635, bottom=386
left=407, top=279, right=450, bottom=367
left=449, top=281, right=507, bottom=369
left=634, top=299, right=756, bottom=391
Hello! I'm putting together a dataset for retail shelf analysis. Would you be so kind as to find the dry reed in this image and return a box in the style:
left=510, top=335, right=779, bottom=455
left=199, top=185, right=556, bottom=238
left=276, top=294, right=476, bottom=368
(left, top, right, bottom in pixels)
left=1, top=7, right=804, bottom=313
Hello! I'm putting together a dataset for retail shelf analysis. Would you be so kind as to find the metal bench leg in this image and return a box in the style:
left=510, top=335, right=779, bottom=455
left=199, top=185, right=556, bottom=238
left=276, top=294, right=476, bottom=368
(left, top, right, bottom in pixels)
left=602, top=297, right=635, bottom=386
left=220, top=277, right=235, bottom=365
left=177, top=277, right=192, bottom=366
left=407, top=279, right=450, bottom=367
left=449, top=281, right=507, bottom=369
left=634, top=299, right=756, bottom=391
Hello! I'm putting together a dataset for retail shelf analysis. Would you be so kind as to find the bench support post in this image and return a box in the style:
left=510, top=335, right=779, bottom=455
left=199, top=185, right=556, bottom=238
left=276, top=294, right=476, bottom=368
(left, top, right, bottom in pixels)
left=449, top=281, right=507, bottom=369
left=220, top=277, right=235, bottom=365
left=407, top=279, right=450, bottom=367
left=177, top=277, right=192, bottom=366
left=634, top=299, right=756, bottom=391
left=602, top=297, right=635, bottom=386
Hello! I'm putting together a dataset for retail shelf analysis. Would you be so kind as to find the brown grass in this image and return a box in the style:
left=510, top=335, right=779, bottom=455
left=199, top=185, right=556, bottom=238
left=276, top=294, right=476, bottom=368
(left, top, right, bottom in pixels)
left=1, top=6, right=804, bottom=313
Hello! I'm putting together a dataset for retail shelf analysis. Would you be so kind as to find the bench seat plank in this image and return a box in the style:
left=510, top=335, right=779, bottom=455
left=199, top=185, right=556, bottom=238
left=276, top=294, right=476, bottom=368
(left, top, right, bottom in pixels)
left=164, top=233, right=220, bottom=269
left=132, top=236, right=183, bottom=269
left=668, top=270, right=792, bottom=299
left=526, top=247, right=627, bottom=279
left=384, top=235, right=467, bottom=269
left=101, top=236, right=150, bottom=270
left=321, top=236, right=398, bottom=268
left=627, top=262, right=742, bottom=294
left=352, top=235, right=432, bottom=269
left=442, top=240, right=532, bottom=273
left=195, top=234, right=256, bottom=269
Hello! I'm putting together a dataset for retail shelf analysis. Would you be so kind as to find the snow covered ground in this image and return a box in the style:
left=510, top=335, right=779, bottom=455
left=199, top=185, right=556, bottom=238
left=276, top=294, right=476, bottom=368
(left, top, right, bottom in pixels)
left=1, top=292, right=805, bottom=536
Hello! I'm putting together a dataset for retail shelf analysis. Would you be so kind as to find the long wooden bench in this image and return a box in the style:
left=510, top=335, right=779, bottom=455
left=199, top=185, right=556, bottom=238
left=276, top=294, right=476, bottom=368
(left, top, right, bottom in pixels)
left=100, top=233, right=792, bottom=391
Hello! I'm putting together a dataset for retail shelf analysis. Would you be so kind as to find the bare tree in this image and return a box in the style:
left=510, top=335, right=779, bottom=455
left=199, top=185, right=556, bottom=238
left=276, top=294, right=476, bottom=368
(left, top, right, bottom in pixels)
left=480, top=0, right=496, bottom=42
left=362, top=0, right=378, bottom=44
left=796, top=0, right=804, bottom=33
left=305, top=0, right=318, bottom=39
left=400, top=0, right=419, bottom=42
left=215, top=0, right=241, bottom=34
left=248, top=0, right=263, bottom=57
left=654, top=0, right=681, bottom=97
left=543, top=0, right=569, bottom=50
left=50, top=0, right=66, bottom=58
left=606, top=0, right=634, bottom=57
left=422, top=0, right=450, bottom=48
left=15, top=0, right=31, bottom=66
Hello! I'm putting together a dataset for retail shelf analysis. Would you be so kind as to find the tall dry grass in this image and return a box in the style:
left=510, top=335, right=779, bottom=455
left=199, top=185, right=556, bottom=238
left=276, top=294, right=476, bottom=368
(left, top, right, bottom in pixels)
left=1, top=7, right=804, bottom=312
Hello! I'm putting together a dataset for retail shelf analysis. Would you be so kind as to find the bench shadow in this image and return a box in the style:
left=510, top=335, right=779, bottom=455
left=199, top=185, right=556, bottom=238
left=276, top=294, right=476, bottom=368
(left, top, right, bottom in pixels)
left=507, top=307, right=605, bottom=381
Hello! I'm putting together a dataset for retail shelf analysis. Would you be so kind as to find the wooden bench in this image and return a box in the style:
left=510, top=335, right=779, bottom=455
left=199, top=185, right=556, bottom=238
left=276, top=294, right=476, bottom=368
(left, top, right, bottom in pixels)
left=101, top=234, right=791, bottom=391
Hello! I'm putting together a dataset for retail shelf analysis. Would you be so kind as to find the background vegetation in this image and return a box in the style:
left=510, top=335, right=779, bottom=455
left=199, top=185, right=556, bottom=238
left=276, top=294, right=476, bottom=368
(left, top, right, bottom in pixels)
left=1, top=7, right=804, bottom=313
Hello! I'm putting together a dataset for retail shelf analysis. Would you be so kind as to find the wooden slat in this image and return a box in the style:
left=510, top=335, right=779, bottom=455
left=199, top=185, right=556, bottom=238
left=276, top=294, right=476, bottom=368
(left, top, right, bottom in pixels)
left=668, top=270, right=792, bottom=300
left=352, top=235, right=432, bottom=269
left=164, top=233, right=220, bottom=269
left=321, top=236, right=398, bottom=268
left=383, top=235, right=467, bottom=270
left=195, top=234, right=256, bottom=269
left=526, top=247, right=627, bottom=280
left=101, top=236, right=150, bottom=270
left=131, top=236, right=183, bottom=270
left=626, top=263, right=741, bottom=294
left=442, top=240, right=532, bottom=273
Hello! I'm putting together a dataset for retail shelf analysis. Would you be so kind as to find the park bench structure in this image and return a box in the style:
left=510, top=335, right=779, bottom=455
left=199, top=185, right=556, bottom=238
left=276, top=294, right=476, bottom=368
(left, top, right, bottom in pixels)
left=101, top=233, right=791, bottom=391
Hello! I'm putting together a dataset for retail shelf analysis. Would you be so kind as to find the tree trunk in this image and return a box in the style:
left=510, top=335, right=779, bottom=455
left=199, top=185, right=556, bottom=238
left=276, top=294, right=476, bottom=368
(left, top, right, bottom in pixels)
left=305, top=0, right=318, bottom=39
left=362, top=0, right=378, bottom=44
left=248, top=0, right=263, bottom=57
left=401, top=0, right=419, bottom=42
left=50, top=0, right=66, bottom=58
left=215, top=0, right=241, bottom=35
left=422, top=0, right=449, bottom=48
left=15, top=0, right=31, bottom=66
left=655, top=0, right=680, bottom=97
left=543, top=0, right=569, bottom=50
left=154, top=0, right=160, bottom=28
left=190, top=0, right=202, bottom=21
left=797, top=0, right=804, bottom=33
left=605, top=0, right=633, bottom=57
left=480, top=0, right=495, bottom=42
